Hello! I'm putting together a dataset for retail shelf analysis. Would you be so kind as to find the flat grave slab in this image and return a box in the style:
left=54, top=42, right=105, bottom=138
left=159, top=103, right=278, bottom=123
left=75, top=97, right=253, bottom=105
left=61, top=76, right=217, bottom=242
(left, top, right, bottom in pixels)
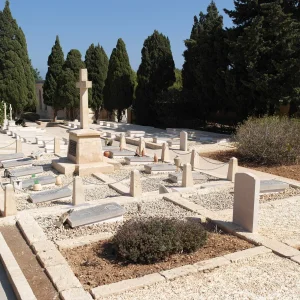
left=67, top=202, right=126, bottom=228
left=169, top=172, right=207, bottom=183
left=2, top=158, right=33, bottom=168
left=144, top=164, right=177, bottom=174
left=126, top=130, right=145, bottom=138
left=103, top=146, right=120, bottom=151
left=21, top=175, right=56, bottom=189
left=125, top=156, right=154, bottom=165
left=260, top=180, right=289, bottom=193
left=10, top=166, right=43, bottom=177
left=29, top=187, right=72, bottom=204
left=0, top=153, right=24, bottom=163
left=110, top=150, right=136, bottom=158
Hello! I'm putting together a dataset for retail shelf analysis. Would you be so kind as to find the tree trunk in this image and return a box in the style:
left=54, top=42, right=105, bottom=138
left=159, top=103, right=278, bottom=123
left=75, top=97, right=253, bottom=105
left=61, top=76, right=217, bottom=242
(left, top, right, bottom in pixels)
left=117, top=109, right=122, bottom=122
left=53, top=109, right=58, bottom=122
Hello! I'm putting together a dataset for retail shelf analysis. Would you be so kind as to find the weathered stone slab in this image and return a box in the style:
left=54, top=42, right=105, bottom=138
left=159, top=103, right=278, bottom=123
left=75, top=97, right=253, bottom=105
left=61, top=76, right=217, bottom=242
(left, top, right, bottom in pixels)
left=168, top=172, right=206, bottom=183
left=67, top=202, right=126, bottom=228
left=2, top=158, right=32, bottom=168
left=260, top=180, right=289, bottom=193
left=110, top=150, right=136, bottom=158
left=29, top=187, right=72, bottom=204
left=22, top=175, right=56, bottom=188
left=144, top=164, right=177, bottom=174
left=125, top=156, right=154, bottom=165
left=10, top=166, right=43, bottom=177
left=126, top=130, right=145, bottom=138
left=103, top=146, right=120, bottom=151
left=0, top=153, right=24, bottom=163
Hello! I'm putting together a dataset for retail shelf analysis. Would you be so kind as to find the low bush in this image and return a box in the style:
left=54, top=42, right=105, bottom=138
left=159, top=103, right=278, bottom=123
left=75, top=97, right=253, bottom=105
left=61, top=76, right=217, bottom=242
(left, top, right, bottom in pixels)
left=21, top=112, right=40, bottom=122
left=235, top=116, right=300, bottom=164
left=111, top=217, right=207, bottom=264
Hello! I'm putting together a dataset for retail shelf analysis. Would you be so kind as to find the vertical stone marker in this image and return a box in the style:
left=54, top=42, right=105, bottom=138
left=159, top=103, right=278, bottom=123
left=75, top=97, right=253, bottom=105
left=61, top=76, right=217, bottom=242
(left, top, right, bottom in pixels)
left=180, top=131, right=188, bottom=151
left=119, top=133, right=126, bottom=149
left=130, top=170, right=142, bottom=197
left=190, top=149, right=200, bottom=171
left=227, top=157, right=238, bottom=182
left=161, top=143, right=170, bottom=162
left=233, top=172, right=260, bottom=233
left=54, top=137, right=60, bottom=155
left=72, top=176, right=85, bottom=206
left=4, top=184, right=17, bottom=217
left=182, top=163, right=194, bottom=187
left=139, top=137, right=146, bottom=155
left=4, top=102, right=7, bottom=121
left=9, top=104, right=12, bottom=121
left=16, top=140, right=22, bottom=153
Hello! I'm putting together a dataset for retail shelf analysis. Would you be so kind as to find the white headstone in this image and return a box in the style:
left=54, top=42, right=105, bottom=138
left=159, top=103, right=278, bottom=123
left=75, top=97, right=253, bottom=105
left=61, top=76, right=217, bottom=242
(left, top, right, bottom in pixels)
left=227, top=157, right=238, bottom=182
left=76, top=69, right=92, bottom=129
left=130, top=169, right=142, bottom=197
left=161, top=142, right=170, bottom=162
left=16, top=140, right=22, bottom=153
left=4, top=184, right=17, bottom=217
left=72, top=176, right=85, bottom=206
left=180, top=131, right=188, bottom=151
left=54, top=137, right=61, bottom=155
left=233, top=172, right=260, bottom=233
left=138, top=137, right=146, bottom=155
left=120, top=133, right=126, bottom=149
left=182, top=163, right=194, bottom=187
left=190, top=149, right=200, bottom=171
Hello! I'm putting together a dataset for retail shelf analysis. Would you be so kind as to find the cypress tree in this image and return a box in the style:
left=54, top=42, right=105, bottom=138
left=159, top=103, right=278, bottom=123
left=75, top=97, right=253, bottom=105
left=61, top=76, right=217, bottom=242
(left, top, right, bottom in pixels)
left=0, top=1, right=35, bottom=115
left=103, top=38, right=134, bottom=122
left=135, top=30, right=175, bottom=126
left=85, top=43, right=109, bottom=121
left=56, top=49, right=84, bottom=120
left=43, top=36, right=65, bottom=121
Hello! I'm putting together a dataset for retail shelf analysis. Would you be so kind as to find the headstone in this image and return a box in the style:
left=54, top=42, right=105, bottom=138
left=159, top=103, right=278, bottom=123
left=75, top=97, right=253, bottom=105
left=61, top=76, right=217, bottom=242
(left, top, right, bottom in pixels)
left=159, top=185, right=169, bottom=194
left=130, top=170, right=142, bottom=197
left=109, top=150, right=136, bottom=158
left=260, top=180, right=289, bottom=193
left=161, top=143, right=170, bottom=162
left=227, top=157, right=238, bottom=182
left=144, top=164, right=177, bottom=174
left=10, top=166, right=43, bottom=177
left=72, top=176, right=85, bottom=206
left=168, top=172, right=206, bottom=184
left=138, top=137, right=146, bottom=155
left=125, top=156, right=154, bottom=165
left=16, top=140, right=22, bottom=153
left=3, top=102, right=7, bottom=122
left=190, top=149, right=200, bottom=171
left=3, top=184, right=17, bottom=217
left=153, top=137, right=158, bottom=143
left=126, top=131, right=145, bottom=138
left=0, top=153, right=24, bottom=164
left=21, top=175, right=56, bottom=189
left=31, top=150, right=44, bottom=160
left=182, top=163, right=194, bottom=187
left=66, top=202, right=126, bottom=228
left=180, top=131, right=188, bottom=151
left=54, top=137, right=61, bottom=155
left=233, top=172, right=260, bottom=233
left=9, top=104, right=12, bottom=121
left=2, top=158, right=32, bottom=168
left=119, top=133, right=126, bottom=149
left=29, top=187, right=72, bottom=204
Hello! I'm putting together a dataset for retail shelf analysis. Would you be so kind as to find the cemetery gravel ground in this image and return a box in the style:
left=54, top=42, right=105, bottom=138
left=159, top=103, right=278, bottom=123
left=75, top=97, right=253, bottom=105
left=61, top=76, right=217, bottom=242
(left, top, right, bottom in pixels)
left=0, top=226, right=59, bottom=300
left=61, top=223, right=253, bottom=289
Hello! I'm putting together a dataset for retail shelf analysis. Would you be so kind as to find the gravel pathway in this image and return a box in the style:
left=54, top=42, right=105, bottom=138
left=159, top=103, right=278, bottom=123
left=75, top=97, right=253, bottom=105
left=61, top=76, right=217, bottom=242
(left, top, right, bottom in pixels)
left=36, top=199, right=198, bottom=241
left=183, top=187, right=300, bottom=211
left=105, top=253, right=300, bottom=300
left=84, top=186, right=120, bottom=201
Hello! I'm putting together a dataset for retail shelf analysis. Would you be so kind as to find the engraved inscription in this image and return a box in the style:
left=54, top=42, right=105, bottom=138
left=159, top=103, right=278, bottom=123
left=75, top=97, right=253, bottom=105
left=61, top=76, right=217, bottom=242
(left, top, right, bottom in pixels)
left=69, top=140, right=77, bottom=157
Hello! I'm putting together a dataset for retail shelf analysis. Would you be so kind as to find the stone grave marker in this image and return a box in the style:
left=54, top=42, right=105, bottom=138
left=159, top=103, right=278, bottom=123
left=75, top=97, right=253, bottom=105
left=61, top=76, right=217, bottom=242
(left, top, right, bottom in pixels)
left=72, top=176, right=85, bottom=206
left=16, top=140, right=22, bottom=153
left=109, top=150, right=136, bottom=158
left=190, top=149, right=201, bottom=171
left=2, top=158, right=33, bottom=168
left=233, top=172, right=260, bottom=233
left=10, top=166, right=43, bottom=177
left=29, top=187, right=72, bottom=204
left=0, top=153, right=24, bottom=164
left=67, top=202, right=126, bottom=228
left=260, top=180, right=289, bottom=193
left=161, top=143, right=170, bottom=162
left=144, top=164, right=177, bottom=174
left=21, top=175, right=56, bottom=189
left=130, top=170, right=142, bottom=197
left=180, top=131, right=188, bottom=151
left=3, top=184, right=17, bottom=217
left=169, top=172, right=206, bottom=184
left=119, top=133, right=126, bottom=149
left=227, top=157, right=238, bottom=182
left=138, top=137, right=146, bottom=155
left=159, top=185, right=169, bottom=194
left=125, top=156, right=154, bottom=165
left=182, top=163, right=194, bottom=187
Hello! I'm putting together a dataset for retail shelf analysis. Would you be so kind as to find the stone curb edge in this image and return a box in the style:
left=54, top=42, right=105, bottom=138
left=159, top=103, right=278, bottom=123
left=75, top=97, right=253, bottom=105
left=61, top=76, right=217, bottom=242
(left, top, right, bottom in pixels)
left=0, top=233, right=37, bottom=300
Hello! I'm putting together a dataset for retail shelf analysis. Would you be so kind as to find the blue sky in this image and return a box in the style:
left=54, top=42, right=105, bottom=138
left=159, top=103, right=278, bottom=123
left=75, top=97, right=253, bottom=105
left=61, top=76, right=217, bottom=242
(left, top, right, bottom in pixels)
left=5, top=0, right=235, bottom=78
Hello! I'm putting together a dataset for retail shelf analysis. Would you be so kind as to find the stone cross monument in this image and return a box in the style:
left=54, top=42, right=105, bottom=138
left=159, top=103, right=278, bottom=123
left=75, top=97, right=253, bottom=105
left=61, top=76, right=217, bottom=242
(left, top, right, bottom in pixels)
left=76, top=69, right=92, bottom=129
left=9, top=104, right=12, bottom=121
left=4, top=102, right=7, bottom=121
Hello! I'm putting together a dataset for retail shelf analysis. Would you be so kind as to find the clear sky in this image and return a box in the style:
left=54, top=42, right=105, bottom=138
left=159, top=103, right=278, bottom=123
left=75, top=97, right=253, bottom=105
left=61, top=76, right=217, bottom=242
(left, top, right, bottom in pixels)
left=4, top=0, right=235, bottom=78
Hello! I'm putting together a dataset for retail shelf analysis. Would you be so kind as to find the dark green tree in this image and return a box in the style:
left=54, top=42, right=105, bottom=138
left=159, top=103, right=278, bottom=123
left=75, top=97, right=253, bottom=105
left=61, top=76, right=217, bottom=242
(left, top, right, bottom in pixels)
left=85, top=43, right=109, bottom=121
left=135, top=30, right=175, bottom=126
left=103, top=38, right=135, bottom=122
left=56, top=49, right=84, bottom=120
left=0, top=1, right=36, bottom=115
left=43, top=36, right=65, bottom=120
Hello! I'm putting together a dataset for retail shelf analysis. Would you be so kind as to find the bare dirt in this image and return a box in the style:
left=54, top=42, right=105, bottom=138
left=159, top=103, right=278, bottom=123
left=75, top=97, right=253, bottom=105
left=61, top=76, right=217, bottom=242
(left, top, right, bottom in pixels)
left=202, top=150, right=300, bottom=181
left=61, top=226, right=253, bottom=290
left=0, top=226, right=59, bottom=300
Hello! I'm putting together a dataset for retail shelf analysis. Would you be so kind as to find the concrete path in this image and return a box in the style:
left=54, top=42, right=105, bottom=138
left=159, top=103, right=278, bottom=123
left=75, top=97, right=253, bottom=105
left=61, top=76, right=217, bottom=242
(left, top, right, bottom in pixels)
left=0, top=261, right=16, bottom=300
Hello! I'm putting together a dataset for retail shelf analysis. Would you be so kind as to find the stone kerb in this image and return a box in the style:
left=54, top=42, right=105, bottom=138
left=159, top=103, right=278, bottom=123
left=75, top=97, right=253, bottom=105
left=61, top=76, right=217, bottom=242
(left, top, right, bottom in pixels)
left=233, top=172, right=260, bottom=233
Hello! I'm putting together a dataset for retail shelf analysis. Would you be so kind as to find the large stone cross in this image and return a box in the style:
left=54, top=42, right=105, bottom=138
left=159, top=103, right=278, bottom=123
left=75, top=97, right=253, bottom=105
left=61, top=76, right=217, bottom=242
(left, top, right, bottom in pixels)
left=76, top=69, right=92, bottom=130
left=3, top=102, right=7, bottom=120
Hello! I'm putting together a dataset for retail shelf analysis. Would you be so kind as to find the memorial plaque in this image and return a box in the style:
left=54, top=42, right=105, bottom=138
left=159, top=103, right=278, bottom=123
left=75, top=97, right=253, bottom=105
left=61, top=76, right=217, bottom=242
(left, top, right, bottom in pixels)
left=125, top=156, right=154, bottom=165
left=260, top=180, right=289, bottom=193
left=29, top=187, right=72, bottom=203
left=2, top=158, right=33, bottom=168
left=22, top=175, right=56, bottom=189
left=67, top=202, right=126, bottom=228
left=10, top=166, right=43, bottom=177
left=144, top=164, right=177, bottom=174
left=169, top=172, right=206, bottom=183
left=68, top=140, right=77, bottom=157
left=0, top=153, right=24, bottom=164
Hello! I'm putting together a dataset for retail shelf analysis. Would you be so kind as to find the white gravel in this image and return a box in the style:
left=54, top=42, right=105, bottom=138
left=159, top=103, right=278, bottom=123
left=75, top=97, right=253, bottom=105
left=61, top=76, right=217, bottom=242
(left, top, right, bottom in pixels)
left=104, top=253, right=300, bottom=300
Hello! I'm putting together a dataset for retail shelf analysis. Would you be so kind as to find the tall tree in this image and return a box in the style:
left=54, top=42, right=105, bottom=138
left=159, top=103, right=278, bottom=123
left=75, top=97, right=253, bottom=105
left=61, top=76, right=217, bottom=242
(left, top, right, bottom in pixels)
left=135, top=30, right=175, bottom=126
left=103, top=38, right=135, bottom=122
left=85, top=43, right=109, bottom=121
left=43, top=36, right=65, bottom=121
left=56, top=49, right=84, bottom=120
left=0, top=1, right=36, bottom=115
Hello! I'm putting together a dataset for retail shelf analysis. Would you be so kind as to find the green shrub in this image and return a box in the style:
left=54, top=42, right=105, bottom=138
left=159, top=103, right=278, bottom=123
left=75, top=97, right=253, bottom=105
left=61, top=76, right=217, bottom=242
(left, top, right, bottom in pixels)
left=111, top=217, right=207, bottom=264
left=21, top=112, right=40, bottom=122
left=235, top=116, right=300, bottom=164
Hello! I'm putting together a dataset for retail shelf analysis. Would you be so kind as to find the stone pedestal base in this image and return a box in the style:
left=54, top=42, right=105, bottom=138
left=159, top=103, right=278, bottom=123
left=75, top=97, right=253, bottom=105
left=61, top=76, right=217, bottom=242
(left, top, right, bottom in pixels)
left=52, top=158, right=114, bottom=176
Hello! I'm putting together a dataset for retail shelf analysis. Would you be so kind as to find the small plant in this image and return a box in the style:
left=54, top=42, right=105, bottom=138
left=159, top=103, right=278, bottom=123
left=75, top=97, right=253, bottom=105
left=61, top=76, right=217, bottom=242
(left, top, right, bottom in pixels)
left=111, top=217, right=207, bottom=264
left=31, top=174, right=36, bottom=178
left=34, top=179, right=39, bottom=185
